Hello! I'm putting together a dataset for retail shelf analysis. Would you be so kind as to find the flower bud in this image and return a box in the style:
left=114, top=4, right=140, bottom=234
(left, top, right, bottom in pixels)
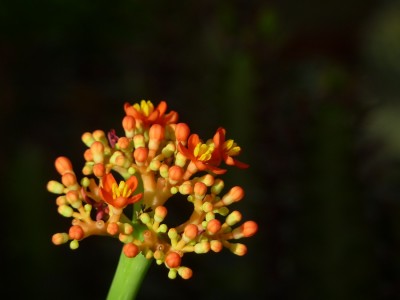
left=55, top=156, right=73, bottom=175
left=123, top=243, right=140, bottom=258
left=165, top=251, right=181, bottom=268
left=175, top=123, right=190, bottom=144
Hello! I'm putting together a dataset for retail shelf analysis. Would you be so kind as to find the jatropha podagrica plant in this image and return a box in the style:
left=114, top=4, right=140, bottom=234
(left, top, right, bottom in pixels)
left=47, top=100, right=258, bottom=297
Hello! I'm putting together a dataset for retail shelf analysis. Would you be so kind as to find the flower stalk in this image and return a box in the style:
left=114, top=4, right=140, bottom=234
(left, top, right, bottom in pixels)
left=47, top=100, right=258, bottom=299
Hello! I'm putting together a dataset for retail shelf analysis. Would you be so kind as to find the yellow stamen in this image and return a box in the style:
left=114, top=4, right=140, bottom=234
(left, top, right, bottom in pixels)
left=194, top=143, right=215, bottom=161
left=112, top=182, right=120, bottom=198
left=133, top=100, right=154, bottom=117
left=224, top=140, right=241, bottom=156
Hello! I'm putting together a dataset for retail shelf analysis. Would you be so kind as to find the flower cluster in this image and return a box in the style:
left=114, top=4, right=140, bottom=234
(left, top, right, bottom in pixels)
left=48, top=100, right=258, bottom=279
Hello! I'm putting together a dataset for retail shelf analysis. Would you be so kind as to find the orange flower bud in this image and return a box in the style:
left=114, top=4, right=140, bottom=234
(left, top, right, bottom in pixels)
left=206, top=219, right=221, bottom=235
left=69, top=225, right=84, bottom=240
left=90, top=141, right=104, bottom=163
left=210, top=240, right=223, bottom=252
left=55, top=156, right=73, bottom=175
left=93, top=163, right=105, bottom=177
left=107, top=223, right=119, bottom=235
left=123, top=243, right=140, bottom=258
left=221, top=186, right=244, bottom=205
left=52, top=233, right=69, bottom=245
left=61, top=173, right=77, bottom=187
left=229, top=243, right=247, bottom=256
left=184, top=224, right=198, bottom=240
left=193, top=182, right=207, bottom=199
left=122, top=115, right=136, bottom=137
left=154, top=206, right=168, bottom=222
left=165, top=251, right=181, bottom=268
left=134, top=147, right=148, bottom=165
left=231, top=220, right=258, bottom=239
left=168, top=165, right=184, bottom=185
left=175, top=123, right=190, bottom=143
left=117, top=137, right=130, bottom=150
left=178, top=267, right=193, bottom=279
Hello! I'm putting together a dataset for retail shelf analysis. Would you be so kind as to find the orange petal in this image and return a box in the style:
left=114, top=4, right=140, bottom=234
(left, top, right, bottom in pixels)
left=156, top=101, right=167, bottom=115
left=102, top=173, right=116, bottom=193
left=125, top=176, right=139, bottom=192
left=127, top=193, right=143, bottom=205
left=187, top=134, right=200, bottom=150
left=99, top=188, right=114, bottom=203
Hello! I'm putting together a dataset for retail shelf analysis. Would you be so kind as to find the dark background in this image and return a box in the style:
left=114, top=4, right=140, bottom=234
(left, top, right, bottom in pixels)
left=2, top=0, right=400, bottom=299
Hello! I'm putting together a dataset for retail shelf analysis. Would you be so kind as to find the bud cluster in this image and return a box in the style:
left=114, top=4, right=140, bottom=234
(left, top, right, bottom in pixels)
left=48, top=100, right=258, bottom=279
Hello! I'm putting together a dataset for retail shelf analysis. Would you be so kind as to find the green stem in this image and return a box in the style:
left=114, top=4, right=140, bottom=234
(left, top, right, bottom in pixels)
left=106, top=173, right=153, bottom=299
left=106, top=251, right=152, bottom=300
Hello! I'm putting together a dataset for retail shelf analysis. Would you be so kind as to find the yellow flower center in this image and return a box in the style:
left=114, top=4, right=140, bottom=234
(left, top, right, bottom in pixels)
left=133, top=100, right=154, bottom=117
left=223, top=139, right=241, bottom=156
left=111, top=181, right=133, bottom=199
left=194, top=143, right=215, bottom=161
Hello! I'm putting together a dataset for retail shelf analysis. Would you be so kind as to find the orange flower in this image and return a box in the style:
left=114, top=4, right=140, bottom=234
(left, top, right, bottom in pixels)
left=124, top=100, right=178, bottom=127
left=212, top=127, right=249, bottom=169
left=178, top=134, right=226, bottom=174
left=99, top=173, right=142, bottom=209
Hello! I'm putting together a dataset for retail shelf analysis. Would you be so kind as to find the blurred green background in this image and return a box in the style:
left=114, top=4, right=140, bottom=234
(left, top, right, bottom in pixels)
left=2, top=0, right=400, bottom=299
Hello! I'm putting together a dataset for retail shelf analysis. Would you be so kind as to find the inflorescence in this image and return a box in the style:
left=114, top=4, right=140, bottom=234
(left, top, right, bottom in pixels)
left=48, top=100, right=258, bottom=279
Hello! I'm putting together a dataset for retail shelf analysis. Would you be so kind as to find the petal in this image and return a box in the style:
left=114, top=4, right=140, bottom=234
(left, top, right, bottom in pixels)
left=110, top=196, right=128, bottom=209
left=102, top=173, right=116, bottom=193
left=99, top=188, right=114, bottom=204
left=156, top=101, right=167, bottom=116
left=125, top=176, right=139, bottom=192
left=127, top=193, right=143, bottom=205
left=177, top=142, right=194, bottom=160
left=188, top=134, right=200, bottom=150
left=213, top=127, right=226, bottom=147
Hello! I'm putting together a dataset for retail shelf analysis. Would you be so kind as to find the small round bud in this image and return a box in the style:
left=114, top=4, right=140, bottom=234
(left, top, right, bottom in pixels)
left=226, top=211, right=242, bottom=226
left=139, top=213, right=151, bottom=225
left=70, top=239, right=79, bottom=250
left=211, top=179, right=224, bottom=195
left=183, top=224, right=198, bottom=241
left=210, top=240, right=223, bottom=252
left=83, top=149, right=93, bottom=161
left=117, top=137, right=130, bottom=150
left=122, top=116, right=136, bottom=138
left=154, top=206, right=168, bottom=223
left=193, top=182, right=207, bottom=200
left=231, top=220, right=258, bottom=239
left=133, top=134, right=145, bottom=149
left=206, top=219, right=221, bottom=235
left=134, top=147, right=148, bottom=164
left=165, top=251, right=181, bottom=268
left=91, top=141, right=104, bottom=164
left=123, top=243, right=140, bottom=258
left=229, top=243, right=247, bottom=256
left=222, top=186, right=244, bottom=205
left=55, top=156, right=73, bottom=175
left=175, top=123, right=190, bottom=143
left=52, top=233, right=69, bottom=245
left=168, top=166, right=183, bottom=185
left=149, top=124, right=164, bottom=144
left=61, top=173, right=77, bottom=187
left=178, top=267, right=193, bottom=279
left=69, top=225, right=84, bottom=240
left=202, top=202, right=213, bottom=212
left=81, top=132, right=95, bottom=147
left=194, top=241, right=210, bottom=254
left=58, top=205, right=73, bottom=217
left=47, top=180, right=65, bottom=194
left=107, top=223, right=119, bottom=235
left=93, top=163, right=105, bottom=177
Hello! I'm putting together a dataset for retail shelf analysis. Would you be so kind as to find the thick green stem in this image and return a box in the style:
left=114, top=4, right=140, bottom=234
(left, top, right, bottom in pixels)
left=106, top=172, right=154, bottom=299
left=106, top=251, right=152, bottom=300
